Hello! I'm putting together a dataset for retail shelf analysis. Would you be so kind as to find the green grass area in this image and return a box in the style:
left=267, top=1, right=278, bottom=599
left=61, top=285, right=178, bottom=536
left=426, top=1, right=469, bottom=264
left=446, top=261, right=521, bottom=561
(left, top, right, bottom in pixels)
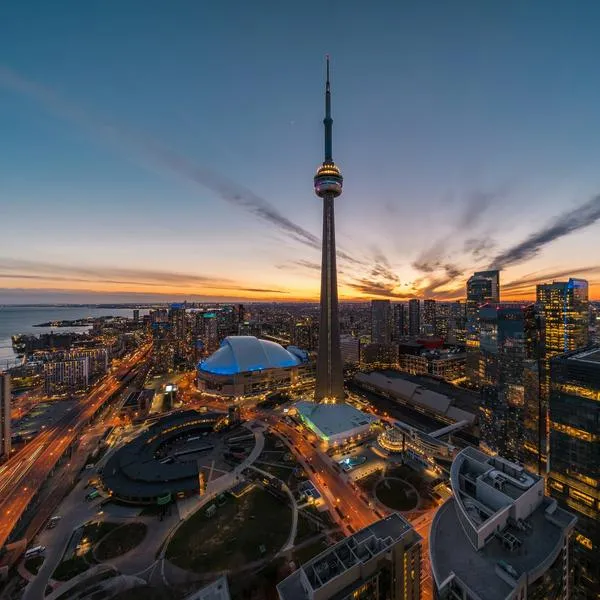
left=293, top=537, right=329, bottom=565
left=24, top=556, right=44, bottom=575
left=52, top=521, right=119, bottom=581
left=295, top=514, right=319, bottom=544
left=375, top=478, right=419, bottom=511
left=166, top=487, right=292, bottom=573
left=355, top=471, right=380, bottom=494
left=95, top=522, right=147, bottom=561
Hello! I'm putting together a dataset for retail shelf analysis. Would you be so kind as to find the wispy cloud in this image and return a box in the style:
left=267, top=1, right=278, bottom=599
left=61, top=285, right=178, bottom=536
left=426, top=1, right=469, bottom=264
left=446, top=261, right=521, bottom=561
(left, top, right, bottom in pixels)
left=0, top=65, right=370, bottom=266
left=0, top=258, right=288, bottom=294
left=490, top=194, right=600, bottom=270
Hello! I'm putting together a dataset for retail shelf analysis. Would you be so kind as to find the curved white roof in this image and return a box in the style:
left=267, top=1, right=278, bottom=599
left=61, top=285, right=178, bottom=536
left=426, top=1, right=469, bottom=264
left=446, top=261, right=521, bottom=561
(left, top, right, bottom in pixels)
left=198, top=336, right=301, bottom=375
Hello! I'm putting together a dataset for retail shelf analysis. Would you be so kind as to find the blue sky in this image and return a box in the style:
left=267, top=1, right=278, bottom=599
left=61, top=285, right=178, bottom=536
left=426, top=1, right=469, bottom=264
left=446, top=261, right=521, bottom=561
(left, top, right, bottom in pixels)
left=1, top=1, right=599, bottom=302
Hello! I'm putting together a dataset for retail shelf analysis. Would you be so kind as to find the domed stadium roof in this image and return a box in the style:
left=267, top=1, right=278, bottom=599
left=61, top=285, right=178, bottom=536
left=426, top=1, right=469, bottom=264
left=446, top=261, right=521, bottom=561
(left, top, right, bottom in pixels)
left=199, top=336, right=301, bottom=376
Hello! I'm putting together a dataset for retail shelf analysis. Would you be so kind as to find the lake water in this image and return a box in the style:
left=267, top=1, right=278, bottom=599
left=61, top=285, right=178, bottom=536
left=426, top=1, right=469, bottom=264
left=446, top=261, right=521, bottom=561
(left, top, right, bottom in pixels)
left=0, top=306, right=145, bottom=368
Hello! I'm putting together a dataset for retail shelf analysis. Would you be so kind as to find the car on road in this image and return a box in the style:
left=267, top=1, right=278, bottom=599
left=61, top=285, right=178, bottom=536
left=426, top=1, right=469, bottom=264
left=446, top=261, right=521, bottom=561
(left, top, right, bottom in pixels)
left=25, top=546, right=46, bottom=559
left=46, top=516, right=61, bottom=529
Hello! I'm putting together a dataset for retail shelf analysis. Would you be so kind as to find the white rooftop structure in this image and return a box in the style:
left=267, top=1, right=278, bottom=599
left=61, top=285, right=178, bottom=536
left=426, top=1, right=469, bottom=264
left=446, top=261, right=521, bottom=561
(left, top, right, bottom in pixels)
left=199, top=336, right=300, bottom=375
left=295, top=401, right=377, bottom=445
left=430, top=448, right=577, bottom=600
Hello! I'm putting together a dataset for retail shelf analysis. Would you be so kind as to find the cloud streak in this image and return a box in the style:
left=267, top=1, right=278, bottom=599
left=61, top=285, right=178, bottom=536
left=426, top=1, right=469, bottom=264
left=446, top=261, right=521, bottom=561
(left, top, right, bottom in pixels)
left=0, top=258, right=288, bottom=294
left=490, top=194, right=600, bottom=270
left=0, top=65, right=366, bottom=266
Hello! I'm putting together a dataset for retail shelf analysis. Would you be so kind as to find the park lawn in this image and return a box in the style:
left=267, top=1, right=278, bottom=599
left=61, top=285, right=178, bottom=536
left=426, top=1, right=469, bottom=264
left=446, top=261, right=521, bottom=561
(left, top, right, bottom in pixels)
left=95, top=522, right=147, bottom=560
left=376, top=478, right=418, bottom=511
left=166, top=487, right=292, bottom=573
left=52, top=521, right=119, bottom=581
left=293, top=537, right=329, bottom=565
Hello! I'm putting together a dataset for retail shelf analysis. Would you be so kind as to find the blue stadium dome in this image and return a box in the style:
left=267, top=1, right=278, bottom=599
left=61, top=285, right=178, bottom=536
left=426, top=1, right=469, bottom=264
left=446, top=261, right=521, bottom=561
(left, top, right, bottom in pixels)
left=198, top=336, right=301, bottom=376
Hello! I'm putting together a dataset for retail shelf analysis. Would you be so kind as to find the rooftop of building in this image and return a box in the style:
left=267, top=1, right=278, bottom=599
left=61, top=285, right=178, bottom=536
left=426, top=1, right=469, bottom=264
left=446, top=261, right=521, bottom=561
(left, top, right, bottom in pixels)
left=198, top=336, right=301, bottom=376
left=430, top=448, right=577, bottom=600
left=567, top=346, right=600, bottom=364
left=102, top=410, right=227, bottom=499
left=277, top=514, right=418, bottom=600
left=354, top=370, right=476, bottom=424
left=294, top=400, right=376, bottom=439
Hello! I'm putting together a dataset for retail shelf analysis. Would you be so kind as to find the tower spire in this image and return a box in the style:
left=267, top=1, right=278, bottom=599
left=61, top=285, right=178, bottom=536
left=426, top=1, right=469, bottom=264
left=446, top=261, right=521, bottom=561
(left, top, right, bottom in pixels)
left=324, top=54, right=333, bottom=163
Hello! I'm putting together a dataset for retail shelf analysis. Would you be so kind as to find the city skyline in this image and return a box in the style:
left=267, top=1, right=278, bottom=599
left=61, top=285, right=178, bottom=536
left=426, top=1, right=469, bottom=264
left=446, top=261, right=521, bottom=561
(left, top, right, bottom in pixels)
left=2, top=3, right=600, bottom=304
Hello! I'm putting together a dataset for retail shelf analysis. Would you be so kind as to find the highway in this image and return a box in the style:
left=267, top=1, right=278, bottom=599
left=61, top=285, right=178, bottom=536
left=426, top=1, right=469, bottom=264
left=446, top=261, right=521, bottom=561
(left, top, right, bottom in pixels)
left=0, top=343, right=152, bottom=553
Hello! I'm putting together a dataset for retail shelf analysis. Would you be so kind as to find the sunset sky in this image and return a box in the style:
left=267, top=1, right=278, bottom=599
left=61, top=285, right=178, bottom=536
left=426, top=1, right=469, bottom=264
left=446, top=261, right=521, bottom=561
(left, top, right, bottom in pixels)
left=1, top=1, right=599, bottom=303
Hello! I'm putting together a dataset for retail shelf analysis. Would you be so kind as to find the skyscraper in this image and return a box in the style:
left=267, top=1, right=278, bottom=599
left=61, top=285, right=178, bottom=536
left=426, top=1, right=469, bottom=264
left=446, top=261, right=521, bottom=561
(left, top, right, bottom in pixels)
left=548, top=348, right=599, bottom=599
left=536, top=278, right=589, bottom=461
left=477, top=303, right=542, bottom=462
left=314, top=57, right=344, bottom=403
left=422, top=299, right=436, bottom=335
left=392, top=303, right=407, bottom=341
left=466, top=269, right=500, bottom=385
left=0, top=373, right=11, bottom=460
left=408, top=299, right=420, bottom=337
left=371, top=299, right=392, bottom=344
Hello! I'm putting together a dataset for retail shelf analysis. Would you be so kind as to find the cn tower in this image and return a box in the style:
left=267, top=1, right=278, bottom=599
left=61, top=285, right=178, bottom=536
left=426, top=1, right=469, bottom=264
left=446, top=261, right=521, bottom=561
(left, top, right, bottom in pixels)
left=314, top=56, right=344, bottom=403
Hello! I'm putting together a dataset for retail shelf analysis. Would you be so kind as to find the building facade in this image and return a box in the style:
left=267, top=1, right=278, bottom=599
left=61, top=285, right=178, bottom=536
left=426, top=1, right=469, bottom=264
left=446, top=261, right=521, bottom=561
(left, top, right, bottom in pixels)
left=477, top=303, right=543, bottom=463
left=0, top=374, right=10, bottom=460
left=422, top=299, right=437, bottom=335
left=408, top=299, right=420, bottom=337
left=536, top=278, right=589, bottom=461
left=466, top=270, right=500, bottom=385
left=277, top=514, right=421, bottom=600
left=44, top=357, right=90, bottom=395
left=547, top=348, right=600, bottom=599
left=371, top=300, right=392, bottom=345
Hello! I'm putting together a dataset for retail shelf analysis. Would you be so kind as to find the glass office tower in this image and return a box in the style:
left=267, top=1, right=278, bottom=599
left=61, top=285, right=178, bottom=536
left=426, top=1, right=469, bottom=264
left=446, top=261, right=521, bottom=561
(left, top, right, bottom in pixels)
left=548, top=348, right=599, bottom=599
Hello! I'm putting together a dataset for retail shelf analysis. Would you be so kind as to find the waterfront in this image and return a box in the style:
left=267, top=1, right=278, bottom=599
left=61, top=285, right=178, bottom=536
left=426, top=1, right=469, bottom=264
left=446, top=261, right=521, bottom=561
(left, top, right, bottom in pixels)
left=0, top=306, right=146, bottom=368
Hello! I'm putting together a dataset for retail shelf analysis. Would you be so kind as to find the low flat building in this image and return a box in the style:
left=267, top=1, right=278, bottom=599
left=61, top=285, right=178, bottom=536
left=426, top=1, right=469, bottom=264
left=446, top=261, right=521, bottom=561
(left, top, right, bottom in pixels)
left=294, top=400, right=377, bottom=447
left=277, top=513, right=421, bottom=600
left=430, top=447, right=577, bottom=600
left=354, top=371, right=475, bottom=425
left=102, top=410, right=228, bottom=504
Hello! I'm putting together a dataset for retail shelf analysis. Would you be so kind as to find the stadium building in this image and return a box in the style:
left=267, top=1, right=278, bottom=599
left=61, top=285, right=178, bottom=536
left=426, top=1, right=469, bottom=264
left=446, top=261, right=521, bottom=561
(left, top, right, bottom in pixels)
left=197, top=336, right=308, bottom=399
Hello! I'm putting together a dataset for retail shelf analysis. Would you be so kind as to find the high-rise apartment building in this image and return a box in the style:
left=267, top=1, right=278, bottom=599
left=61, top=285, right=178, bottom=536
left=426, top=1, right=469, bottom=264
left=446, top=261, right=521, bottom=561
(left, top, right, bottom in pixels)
left=44, top=357, right=89, bottom=395
left=371, top=299, right=392, bottom=344
left=422, top=299, right=436, bottom=335
left=547, top=347, right=599, bottom=599
left=277, top=513, right=421, bottom=600
left=430, top=448, right=576, bottom=600
left=340, top=334, right=360, bottom=366
left=392, top=303, right=407, bottom=341
left=478, top=303, right=543, bottom=462
left=202, top=313, right=219, bottom=353
left=408, top=299, right=420, bottom=337
left=0, top=373, right=11, bottom=460
left=536, top=278, right=589, bottom=462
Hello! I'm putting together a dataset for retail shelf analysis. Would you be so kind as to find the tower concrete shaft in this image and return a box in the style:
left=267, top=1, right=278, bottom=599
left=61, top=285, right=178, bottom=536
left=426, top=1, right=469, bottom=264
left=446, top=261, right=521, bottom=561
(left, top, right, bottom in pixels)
left=314, top=57, right=344, bottom=402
